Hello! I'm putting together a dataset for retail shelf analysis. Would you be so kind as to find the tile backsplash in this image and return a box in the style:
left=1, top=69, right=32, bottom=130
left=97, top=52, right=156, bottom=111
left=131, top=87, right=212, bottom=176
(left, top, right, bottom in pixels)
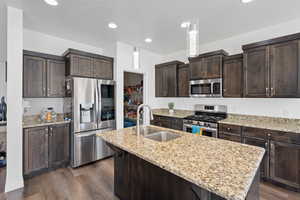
left=23, top=98, right=64, bottom=116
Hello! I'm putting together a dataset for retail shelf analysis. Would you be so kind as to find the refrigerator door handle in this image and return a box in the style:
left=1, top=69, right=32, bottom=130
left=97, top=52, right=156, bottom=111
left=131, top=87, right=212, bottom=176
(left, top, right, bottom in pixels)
left=97, top=81, right=102, bottom=127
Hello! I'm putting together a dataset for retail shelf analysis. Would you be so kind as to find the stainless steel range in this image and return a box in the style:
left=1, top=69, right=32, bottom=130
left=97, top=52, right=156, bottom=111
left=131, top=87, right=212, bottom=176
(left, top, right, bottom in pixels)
left=183, top=104, right=227, bottom=137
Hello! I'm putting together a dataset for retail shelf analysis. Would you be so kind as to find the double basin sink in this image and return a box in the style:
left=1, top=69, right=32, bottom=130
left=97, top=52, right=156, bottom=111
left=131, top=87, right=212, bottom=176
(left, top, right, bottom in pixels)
left=136, top=126, right=181, bottom=142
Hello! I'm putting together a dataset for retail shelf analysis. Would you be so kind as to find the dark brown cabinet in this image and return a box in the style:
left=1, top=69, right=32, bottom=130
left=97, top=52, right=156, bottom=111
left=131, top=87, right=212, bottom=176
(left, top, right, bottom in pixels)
left=23, top=124, right=70, bottom=177
left=223, top=54, right=243, bottom=97
left=47, top=59, right=66, bottom=97
left=151, top=115, right=183, bottom=131
left=23, top=126, right=49, bottom=175
left=188, top=50, right=228, bottom=80
left=23, top=50, right=66, bottom=98
left=155, top=61, right=183, bottom=97
left=49, top=124, right=70, bottom=168
left=23, top=55, right=47, bottom=97
left=113, top=147, right=224, bottom=200
left=218, top=123, right=300, bottom=190
left=93, top=58, right=113, bottom=80
left=218, top=124, right=242, bottom=143
left=243, top=33, right=300, bottom=98
left=269, top=140, right=300, bottom=189
left=69, top=54, right=93, bottom=77
left=64, top=49, right=114, bottom=79
left=177, top=64, right=190, bottom=97
left=269, top=40, right=300, bottom=97
left=243, top=46, right=269, bottom=97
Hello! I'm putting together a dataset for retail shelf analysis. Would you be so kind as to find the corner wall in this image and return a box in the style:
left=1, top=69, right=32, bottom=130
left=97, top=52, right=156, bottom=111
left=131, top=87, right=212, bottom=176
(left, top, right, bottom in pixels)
left=157, top=18, right=300, bottom=119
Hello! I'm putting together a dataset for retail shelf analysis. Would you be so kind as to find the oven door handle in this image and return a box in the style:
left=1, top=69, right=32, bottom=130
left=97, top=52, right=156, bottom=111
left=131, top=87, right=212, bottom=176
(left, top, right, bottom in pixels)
left=183, top=124, right=217, bottom=132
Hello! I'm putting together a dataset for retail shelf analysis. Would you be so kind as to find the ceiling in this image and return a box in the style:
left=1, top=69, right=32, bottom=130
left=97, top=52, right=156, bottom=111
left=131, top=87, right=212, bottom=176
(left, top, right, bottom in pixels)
left=4, top=0, right=300, bottom=54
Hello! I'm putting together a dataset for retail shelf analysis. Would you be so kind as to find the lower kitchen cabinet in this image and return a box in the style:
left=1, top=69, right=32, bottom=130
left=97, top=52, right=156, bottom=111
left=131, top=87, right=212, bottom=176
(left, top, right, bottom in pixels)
left=151, top=115, right=183, bottom=131
left=218, top=123, right=300, bottom=191
left=49, top=124, right=70, bottom=168
left=113, top=147, right=223, bottom=200
left=23, top=123, right=70, bottom=177
left=243, top=137, right=269, bottom=179
left=269, top=140, right=300, bottom=189
left=23, top=126, right=49, bottom=175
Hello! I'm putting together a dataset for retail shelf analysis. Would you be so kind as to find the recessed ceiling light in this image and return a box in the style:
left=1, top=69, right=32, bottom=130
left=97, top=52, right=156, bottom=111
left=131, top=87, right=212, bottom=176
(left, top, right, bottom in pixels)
left=108, top=22, right=118, bottom=29
left=44, top=0, right=58, bottom=6
left=145, top=38, right=152, bottom=43
left=181, top=21, right=191, bottom=28
left=241, top=0, right=254, bottom=3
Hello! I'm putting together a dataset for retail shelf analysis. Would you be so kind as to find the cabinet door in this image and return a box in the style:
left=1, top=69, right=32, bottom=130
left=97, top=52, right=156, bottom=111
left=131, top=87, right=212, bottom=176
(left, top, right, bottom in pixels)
left=270, top=40, right=300, bottom=97
left=223, top=57, right=243, bottom=97
left=70, top=55, right=93, bottom=77
left=114, top=150, right=131, bottom=200
left=269, top=141, right=300, bottom=189
left=49, top=124, right=70, bottom=168
left=166, top=65, right=178, bottom=97
left=178, top=65, right=190, bottom=97
left=190, top=58, right=207, bottom=80
left=205, top=55, right=222, bottom=79
left=23, top=55, right=47, bottom=97
left=93, top=58, right=113, bottom=80
left=243, top=137, right=269, bottom=179
left=24, top=127, right=49, bottom=175
left=155, top=67, right=165, bottom=97
left=219, top=132, right=241, bottom=143
left=244, top=46, right=269, bottom=97
left=47, top=59, right=66, bottom=97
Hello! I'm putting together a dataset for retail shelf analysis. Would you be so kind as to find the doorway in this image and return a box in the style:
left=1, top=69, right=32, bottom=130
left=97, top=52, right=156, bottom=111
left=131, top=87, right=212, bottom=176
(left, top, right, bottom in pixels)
left=123, top=72, right=144, bottom=128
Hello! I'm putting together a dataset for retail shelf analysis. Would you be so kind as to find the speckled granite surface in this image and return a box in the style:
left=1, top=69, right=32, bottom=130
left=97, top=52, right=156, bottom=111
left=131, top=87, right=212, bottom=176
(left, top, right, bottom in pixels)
left=220, top=114, right=300, bottom=133
left=152, top=108, right=193, bottom=118
left=23, top=114, right=70, bottom=128
left=98, top=126, right=265, bottom=200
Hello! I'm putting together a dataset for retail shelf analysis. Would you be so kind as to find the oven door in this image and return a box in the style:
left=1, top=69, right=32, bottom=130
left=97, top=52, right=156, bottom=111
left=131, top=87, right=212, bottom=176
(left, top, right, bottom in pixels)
left=189, top=79, right=222, bottom=97
left=183, top=124, right=217, bottom=138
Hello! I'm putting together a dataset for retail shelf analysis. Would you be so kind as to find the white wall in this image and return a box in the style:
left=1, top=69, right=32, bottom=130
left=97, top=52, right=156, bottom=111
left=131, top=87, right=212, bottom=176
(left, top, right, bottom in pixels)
left=23, top=29, right=109, bottom=115
left=115, top=42, right=163, bottom=129
left=157, top=18, right=300, bottom=119
left=5, top=6, right=24, bottom=192
left=0, top=3, right=7, bottom=100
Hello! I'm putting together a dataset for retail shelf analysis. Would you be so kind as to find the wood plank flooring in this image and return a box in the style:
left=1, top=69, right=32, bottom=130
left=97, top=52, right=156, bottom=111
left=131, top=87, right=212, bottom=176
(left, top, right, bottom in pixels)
left=0, top=158, right=299, bottom=200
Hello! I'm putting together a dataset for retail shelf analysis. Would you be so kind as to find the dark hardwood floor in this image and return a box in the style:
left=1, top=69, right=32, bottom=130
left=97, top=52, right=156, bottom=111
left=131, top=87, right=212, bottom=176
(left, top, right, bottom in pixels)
left=0, top=158, right=299, bottom=200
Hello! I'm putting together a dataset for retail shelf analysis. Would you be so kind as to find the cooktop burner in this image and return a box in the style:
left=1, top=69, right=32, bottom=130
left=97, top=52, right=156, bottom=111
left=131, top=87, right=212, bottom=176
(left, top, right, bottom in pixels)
left=184, top=113, right=227, bottom=123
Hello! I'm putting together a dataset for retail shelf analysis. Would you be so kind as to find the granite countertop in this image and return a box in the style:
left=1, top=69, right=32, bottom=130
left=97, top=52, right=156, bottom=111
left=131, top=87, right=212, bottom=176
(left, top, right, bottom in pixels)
left=152, top=108, right=193, bottom=118
left=220, top=114, right=300, bottom=134
left=98, top=126, right=265, bottom=200
left=22, top=114, right=71, bottom=129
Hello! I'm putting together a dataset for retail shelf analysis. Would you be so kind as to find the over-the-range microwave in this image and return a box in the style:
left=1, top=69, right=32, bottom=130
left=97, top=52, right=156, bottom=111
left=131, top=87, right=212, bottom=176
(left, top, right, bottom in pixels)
left=189, top=78, right=222, bottom=98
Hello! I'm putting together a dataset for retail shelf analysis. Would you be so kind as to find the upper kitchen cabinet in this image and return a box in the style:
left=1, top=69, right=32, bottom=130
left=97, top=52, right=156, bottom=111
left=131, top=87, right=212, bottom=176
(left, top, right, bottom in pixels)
left=64, top=49, right=114, bottom=80
left=188, top=50, right=228, bottom=80
left=243, top=33, right=300, bottom=98
left=23, top=50, right=66, bottom=98
left=155, top=61, right=184, bottom=97
left=177, top=64, right=190, bottom=97
left=223, top=54, right=243, bottom=97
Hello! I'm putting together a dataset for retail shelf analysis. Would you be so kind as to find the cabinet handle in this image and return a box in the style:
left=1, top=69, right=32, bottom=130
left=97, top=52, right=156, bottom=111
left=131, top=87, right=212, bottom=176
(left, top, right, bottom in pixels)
left=265, top=142, right=268, bottom=148
left=267, top=133, right=271, bottom=137
left=266, top=88, right=269, bottom=95
left=227, top=128, right=231, bottom=131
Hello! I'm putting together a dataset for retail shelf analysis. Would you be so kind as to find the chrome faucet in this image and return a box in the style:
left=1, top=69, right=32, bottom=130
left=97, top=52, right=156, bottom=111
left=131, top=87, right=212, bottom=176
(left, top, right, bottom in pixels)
left=136, top=104, right=154, bottom=136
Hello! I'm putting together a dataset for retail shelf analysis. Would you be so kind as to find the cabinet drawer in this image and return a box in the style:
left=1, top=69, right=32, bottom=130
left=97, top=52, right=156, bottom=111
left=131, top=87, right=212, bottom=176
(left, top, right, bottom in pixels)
left=270, top=130, right=300, bottom=144
left=219, top=132, right=241, bottom=143
left=218, top=124, right=241, bottom=135
left=242, top=127, right=267, bottom=140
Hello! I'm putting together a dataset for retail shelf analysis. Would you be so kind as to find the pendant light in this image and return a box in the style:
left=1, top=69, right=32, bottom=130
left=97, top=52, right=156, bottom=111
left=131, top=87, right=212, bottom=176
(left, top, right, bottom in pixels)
left=133, top=47, right=140, bottom=69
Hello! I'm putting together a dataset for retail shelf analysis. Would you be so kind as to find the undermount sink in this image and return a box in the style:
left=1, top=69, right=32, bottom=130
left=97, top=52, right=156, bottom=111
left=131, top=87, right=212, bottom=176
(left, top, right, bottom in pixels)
left=145, top=131, right=181, bottom=142
left=134, top=126, right=162, bottom=136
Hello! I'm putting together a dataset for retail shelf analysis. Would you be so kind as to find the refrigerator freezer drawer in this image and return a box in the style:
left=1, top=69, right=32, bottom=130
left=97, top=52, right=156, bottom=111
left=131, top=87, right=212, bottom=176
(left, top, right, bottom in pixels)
left=96, top=128, right=114, bottom=160
left=73, top=131, right=95, bottom=167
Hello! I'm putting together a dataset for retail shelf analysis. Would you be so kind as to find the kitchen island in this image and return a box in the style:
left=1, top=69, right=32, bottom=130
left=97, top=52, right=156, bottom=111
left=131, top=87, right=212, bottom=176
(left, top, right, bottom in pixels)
left=97, top=126, right=265, bottom=200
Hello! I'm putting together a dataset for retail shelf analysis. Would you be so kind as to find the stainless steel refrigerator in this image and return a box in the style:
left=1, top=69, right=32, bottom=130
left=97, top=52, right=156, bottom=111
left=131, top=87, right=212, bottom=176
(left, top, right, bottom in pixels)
left=67, top=77, right=115, bottom=168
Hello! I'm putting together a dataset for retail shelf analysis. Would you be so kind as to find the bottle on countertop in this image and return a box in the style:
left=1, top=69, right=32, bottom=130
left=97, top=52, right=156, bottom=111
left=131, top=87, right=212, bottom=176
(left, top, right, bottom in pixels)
left=40, top=107, right=57, bottom=122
